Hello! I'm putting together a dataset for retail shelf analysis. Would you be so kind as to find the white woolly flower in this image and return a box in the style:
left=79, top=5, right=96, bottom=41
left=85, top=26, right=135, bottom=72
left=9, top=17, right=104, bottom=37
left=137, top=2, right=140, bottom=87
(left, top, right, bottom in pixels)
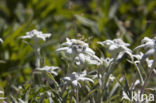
left=134, top=37, right=154, bottom=50
left=20, top=29, right=51, bottom=41
left=56, top=38, right=95, bottom=55
left=63, top=71, right=94, bottom=87
left=134, top=37, right=156, bottom=74
left=98, top=38, right=132, bottom=59
left=0, top=38, right=3, bottom=43
left=57, top=38, right=101, bottom=65
left=20, top=30, right=51, bottom=68
left=37, top=66, right=60, bottom=76
left=134, top=37, right=156, bottom=62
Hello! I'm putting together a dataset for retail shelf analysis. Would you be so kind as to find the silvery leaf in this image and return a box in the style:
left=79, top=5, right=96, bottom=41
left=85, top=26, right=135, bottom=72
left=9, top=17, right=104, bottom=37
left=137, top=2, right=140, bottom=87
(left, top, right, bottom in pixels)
left=56, top=47, right=69, bottom=52
left=79, top=77, right=94, bottom=83
left=61, top=38, right=72, bottom=46
left=66, top=48, right=73, bottom=55
left=37, top=66, right=60, bottom=76
left=133, top=52, right=144, bottom=60
left=75, top=53, right=101, bottom=65
left=85, top=47, right=95, bottom=55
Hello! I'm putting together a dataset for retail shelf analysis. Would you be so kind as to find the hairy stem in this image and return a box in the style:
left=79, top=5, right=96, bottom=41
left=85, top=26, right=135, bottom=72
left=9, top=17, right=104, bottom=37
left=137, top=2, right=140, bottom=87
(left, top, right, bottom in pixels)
left=134, top=63, right=144, bottom=85
left=76, top=87, right=79, bottom=103
left=35, top=47, right=40, bottom=68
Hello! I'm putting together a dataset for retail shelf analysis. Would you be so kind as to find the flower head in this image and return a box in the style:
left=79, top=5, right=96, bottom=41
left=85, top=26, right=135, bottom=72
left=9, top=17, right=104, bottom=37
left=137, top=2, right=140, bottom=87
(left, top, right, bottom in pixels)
left=20, top=30, right=51, bottom=68
left=57, top=38, right=101, bottom=65
left=134, top=37, right=156, bottom=62
left=20, top=29, right=51, bottom=41
left=56, top=38, right=95, bottom=55
left=134, top=37, right=154, bottom=50
left=37, top=66, right=60, bottom=76
left=98, top=38, right=132, bottom=59
left=63, top=71, right=94, bottom=87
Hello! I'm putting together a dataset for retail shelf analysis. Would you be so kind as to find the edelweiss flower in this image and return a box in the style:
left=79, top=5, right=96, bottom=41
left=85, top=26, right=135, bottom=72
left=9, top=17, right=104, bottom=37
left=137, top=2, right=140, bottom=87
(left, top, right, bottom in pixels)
left=98, top=38, right=132, bottom=59
left=0, top=38, right=3, bottom=43
left=134, top=37, right=156, bottom=62
left=20, top=30, right=51, bottom=68
left=57, top=38, right=101, bottom=65
left=20, top=29, right=51, bottom=41
left=134, top=37, right=156, bottom=74
left=134, top=37, right=154, bottom=50
left=56, top=38, right=95, bottom=55
left=63, top=71, right=94, bottom=87
left=37, top=66, right=60, bottom=76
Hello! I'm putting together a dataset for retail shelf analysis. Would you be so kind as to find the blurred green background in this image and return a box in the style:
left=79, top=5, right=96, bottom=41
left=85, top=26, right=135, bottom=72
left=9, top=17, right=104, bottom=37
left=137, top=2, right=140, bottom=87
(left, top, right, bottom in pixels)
left=0, top=0, right=156, bottom=101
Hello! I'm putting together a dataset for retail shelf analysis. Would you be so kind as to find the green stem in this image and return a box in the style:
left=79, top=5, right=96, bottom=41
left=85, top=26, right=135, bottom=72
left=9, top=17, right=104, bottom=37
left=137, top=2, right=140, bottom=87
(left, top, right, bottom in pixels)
left=134, top=63, right=144, bottom=85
